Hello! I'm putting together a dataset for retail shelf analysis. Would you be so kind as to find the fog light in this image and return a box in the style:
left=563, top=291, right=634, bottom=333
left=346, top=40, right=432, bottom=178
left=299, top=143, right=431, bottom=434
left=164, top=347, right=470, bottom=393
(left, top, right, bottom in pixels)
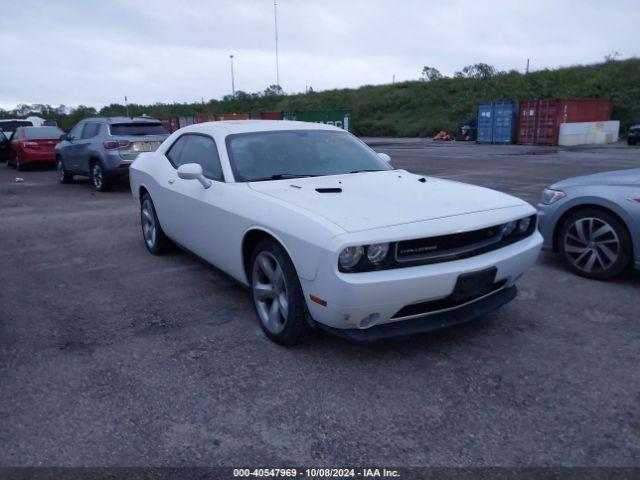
left=359, top=313, right=380, bottom=329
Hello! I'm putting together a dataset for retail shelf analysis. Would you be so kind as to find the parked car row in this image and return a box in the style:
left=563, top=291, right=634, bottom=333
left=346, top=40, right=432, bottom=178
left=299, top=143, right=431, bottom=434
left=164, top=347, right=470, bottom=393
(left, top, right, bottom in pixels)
left=3, top=117, right=638, bottom=346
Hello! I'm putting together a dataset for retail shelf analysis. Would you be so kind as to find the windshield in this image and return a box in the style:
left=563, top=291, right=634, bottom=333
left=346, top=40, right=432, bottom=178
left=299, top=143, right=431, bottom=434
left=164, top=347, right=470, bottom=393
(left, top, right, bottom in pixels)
left=109, top=123, right=167, bottom=136
left=24, top=126, right=64, bottom=139
left=0, top=121, right=32, bottom=134
left=226, top=130, right=392, bottom=181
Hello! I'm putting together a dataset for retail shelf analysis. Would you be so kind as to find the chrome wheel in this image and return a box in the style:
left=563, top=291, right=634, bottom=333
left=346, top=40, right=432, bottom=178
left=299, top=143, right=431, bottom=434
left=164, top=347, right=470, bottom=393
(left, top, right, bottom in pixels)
left=141, top=198, right=157, bottom=249
left=252, top=251, right=289, bottom=334
left=563, top=217, right=620, bottom=274
left=92, top=164, right=103, bottom=189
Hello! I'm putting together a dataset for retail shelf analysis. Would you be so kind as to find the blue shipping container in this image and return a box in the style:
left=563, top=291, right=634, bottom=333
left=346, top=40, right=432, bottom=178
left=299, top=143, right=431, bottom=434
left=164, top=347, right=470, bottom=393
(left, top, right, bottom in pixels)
left=476, top=100, right=519, bottom=144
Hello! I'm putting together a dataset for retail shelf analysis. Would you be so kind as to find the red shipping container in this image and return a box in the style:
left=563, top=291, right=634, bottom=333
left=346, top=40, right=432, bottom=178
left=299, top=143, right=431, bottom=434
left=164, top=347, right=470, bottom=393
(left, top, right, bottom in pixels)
left=214, top=113, right=250, bottom=121
left=518, top=99, right=613, bottom=145
left=250, top=111, right=284, bottom=120
left=160, top=117, right=180, bottom=133
left=195, top=114, right=214, bottom=124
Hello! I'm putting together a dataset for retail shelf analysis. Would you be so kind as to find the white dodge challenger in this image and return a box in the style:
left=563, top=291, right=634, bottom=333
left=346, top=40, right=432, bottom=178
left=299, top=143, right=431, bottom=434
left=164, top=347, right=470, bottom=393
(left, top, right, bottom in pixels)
left=130, top=120, right=542, bottom=345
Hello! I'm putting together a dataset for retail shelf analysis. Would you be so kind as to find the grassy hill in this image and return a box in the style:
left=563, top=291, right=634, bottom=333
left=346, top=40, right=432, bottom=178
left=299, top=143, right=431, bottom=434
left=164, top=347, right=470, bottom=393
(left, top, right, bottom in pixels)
left=6, top=59, right=640, bottom=137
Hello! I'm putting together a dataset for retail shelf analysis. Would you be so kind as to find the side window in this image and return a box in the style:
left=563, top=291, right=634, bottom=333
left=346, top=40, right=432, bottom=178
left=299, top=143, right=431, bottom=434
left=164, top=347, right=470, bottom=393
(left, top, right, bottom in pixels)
left=167, top=134, right=224, bottom=182
left=166, top=135, right=189, bottom=167
left=68, top=123, right=84, bottom=141
left=81, top=123, right=100, bottom=139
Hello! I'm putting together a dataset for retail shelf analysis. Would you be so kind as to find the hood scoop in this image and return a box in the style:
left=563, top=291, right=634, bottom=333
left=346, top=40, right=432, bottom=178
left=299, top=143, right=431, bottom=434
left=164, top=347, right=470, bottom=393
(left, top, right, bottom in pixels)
left=315, top=187, right=342, bottom=193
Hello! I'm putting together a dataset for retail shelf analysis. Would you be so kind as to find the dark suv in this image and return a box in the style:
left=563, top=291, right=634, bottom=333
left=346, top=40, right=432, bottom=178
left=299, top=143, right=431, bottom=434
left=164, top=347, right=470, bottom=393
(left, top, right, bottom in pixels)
left=55, top=117, right=169, bottom=191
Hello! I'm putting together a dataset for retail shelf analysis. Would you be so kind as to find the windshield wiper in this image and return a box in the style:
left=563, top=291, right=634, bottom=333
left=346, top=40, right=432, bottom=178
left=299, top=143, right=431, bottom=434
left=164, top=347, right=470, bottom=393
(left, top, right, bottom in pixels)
left=349, top=169, right=385, bottom=174
left=249, top=173, right=320, bottom=182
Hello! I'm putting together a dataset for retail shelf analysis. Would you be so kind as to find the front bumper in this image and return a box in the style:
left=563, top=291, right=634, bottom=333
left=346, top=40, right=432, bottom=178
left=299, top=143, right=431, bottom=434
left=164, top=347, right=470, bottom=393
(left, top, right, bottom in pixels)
left=20, top=150, right=56, bottom=164
left=301, top=231, right=542, bottom=333
left=320, top=284, right=517, bottom=342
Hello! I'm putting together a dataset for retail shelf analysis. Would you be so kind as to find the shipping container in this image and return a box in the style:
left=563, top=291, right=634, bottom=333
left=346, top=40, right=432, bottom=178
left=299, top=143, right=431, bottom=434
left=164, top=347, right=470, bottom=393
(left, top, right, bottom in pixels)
left=284, top=110, right=352, bottom=132
left=477, top=100, right=519, bottom=144
left=558, top=120, right=619, bottom=146
left=178, top=116, right=195, bottom=128
left=160, top=117, right=180, bottom=133
left=517, top=99, right=613, bottom=145
left=250, top=111, right=284, bottom=120
left=195, top=114, right=215, bottom=124
left=214, top=113, right=250, bottom=121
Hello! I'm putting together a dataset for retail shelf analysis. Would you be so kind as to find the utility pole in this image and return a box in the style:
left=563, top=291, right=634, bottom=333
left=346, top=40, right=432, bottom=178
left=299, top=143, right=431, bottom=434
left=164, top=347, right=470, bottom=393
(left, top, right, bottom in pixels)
left=229, top=55, right=235, bottom=96
left=124, top=95, right=129, bottom=117
left=526, top=58, right=530, bottom=75
left=274, top=0, right=280, bottom=87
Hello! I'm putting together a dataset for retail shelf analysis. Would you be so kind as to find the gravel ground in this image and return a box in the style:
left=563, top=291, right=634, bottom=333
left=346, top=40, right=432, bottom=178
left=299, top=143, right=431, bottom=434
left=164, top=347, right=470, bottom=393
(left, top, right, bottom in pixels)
left=1, top=140, right=639, bottom=467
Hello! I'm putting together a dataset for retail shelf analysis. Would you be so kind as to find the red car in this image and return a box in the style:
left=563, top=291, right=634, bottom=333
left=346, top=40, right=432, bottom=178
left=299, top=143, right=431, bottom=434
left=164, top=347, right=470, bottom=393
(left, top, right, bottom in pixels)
left=8, top=126, right=64, bottom=170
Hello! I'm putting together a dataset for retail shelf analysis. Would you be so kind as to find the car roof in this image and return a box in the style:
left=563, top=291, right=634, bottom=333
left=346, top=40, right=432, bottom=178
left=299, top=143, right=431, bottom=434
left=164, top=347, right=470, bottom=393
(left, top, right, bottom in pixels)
left=0, top=119, right=32, bottom=123
left=82, top=116, right=161, bottom=124
left=178, top=120, right=344, bottom=135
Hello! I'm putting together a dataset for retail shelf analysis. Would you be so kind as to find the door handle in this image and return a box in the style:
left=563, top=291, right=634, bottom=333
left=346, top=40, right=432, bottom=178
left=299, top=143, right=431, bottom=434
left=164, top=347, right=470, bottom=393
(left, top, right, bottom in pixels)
left=168, top=179, right=175, bottom=185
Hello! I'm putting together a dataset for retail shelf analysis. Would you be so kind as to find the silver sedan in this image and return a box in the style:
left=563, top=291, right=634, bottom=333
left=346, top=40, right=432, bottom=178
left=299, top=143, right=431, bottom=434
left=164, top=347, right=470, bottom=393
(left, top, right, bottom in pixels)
left=538, top=169, right=640, bottom=280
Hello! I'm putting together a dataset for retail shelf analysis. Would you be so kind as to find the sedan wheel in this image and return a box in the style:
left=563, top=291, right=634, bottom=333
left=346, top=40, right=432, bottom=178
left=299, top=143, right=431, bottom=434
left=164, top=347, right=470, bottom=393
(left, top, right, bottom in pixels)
left=15, top=155, right=24, bottom=171
left=560, top=209, right=631, bottom=280
left=250, top=239, right=309, bottom=345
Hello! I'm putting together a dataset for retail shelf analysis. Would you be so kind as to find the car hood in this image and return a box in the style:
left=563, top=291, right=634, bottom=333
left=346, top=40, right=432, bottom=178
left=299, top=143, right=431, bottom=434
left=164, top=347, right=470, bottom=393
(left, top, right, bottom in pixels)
left=552, top=168, right=640, bottom=189
left=248, top=170, right=527, bottom=233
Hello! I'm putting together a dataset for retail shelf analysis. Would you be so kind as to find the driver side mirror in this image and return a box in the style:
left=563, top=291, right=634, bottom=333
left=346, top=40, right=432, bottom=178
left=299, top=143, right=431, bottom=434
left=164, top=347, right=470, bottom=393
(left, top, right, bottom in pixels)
left=60, top=133, right=69, bottom=141
left=377, top=152, right=391, bottom=162
left=177, top=163, right=212, bottom=189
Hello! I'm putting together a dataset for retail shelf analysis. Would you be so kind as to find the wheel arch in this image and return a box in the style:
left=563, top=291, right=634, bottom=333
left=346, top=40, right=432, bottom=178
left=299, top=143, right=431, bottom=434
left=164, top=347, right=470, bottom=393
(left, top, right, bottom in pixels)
left=553, top=203, right=634, bottom=257
left=241, top=228, right=299, bottom=285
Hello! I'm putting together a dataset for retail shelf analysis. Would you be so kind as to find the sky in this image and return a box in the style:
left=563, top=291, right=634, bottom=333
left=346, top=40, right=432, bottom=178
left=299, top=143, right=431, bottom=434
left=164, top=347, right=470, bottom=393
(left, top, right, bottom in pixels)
left=1, top=0, right=637, bottom=110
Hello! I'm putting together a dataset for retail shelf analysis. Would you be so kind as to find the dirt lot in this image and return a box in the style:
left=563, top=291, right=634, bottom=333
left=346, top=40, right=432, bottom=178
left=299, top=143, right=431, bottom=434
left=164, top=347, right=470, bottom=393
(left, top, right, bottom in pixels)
left=1, top=140, right=639, bottom=466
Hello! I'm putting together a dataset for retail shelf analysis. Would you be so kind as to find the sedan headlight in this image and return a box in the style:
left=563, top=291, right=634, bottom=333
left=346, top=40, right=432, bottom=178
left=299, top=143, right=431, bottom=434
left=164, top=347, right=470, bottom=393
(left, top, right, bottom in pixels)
left=339, top=246, right=364, bottom=270
left=541, top=189, right=566, bottom=205
left=367, top=243, right=389, bottom=264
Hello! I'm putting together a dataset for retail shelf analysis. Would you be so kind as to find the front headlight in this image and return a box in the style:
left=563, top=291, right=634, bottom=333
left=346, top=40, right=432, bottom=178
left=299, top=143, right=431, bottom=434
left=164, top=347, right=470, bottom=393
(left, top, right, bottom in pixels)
left=367, top=243, right=389, bottom=264
left=541, top=189, right=566, bottom=205
left=339, top=246, right=364, bottom=270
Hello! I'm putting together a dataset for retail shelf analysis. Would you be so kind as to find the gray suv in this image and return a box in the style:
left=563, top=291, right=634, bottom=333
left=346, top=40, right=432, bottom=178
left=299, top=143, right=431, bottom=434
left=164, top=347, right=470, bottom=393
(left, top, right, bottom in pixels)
left=56, top=117, right=169, bottom=191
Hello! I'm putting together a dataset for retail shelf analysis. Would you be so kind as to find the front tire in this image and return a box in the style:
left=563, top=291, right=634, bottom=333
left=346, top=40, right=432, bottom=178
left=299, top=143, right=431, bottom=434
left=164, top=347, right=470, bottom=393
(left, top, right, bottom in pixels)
left=250, top=239, right=309, bottom=346
left=628, top=138, right=637, bottom=146
left=15, top=154, right=24, bottom=171
left=140, top=193, right=173, bottom=254
left=91, top=161, right=109, bottom=191
left=57, top=159, right=73, bottom=184
left=559, top=209, right=632, bottom=280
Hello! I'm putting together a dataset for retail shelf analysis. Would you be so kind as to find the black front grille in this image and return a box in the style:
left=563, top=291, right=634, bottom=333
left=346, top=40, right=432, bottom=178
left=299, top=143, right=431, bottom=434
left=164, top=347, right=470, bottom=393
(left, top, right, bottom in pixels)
left=396, top=225, right=502, bottom=262
left=392, top=279, right=507, bottom=319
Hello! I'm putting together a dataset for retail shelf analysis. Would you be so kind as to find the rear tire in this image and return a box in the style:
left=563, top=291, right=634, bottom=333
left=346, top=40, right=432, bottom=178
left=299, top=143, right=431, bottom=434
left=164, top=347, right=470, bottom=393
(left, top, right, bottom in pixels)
left=559, top=209, right=632, bottom=280
left=90, top=161, right=109, bottom=191
left=628, top=137, right=637, bottom=146
left=57, top=159, right=73, bottom=184
left=250, top=239, right=309, bottom=346
left=140, top=193, right=173, bottom=254
left=15, top=155, right=24, bottom=171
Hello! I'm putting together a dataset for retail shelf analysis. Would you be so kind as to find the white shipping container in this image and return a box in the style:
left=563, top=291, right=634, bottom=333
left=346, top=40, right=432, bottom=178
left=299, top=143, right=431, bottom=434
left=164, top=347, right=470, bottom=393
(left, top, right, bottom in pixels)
left=558, top=121, right=620, bottom=146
